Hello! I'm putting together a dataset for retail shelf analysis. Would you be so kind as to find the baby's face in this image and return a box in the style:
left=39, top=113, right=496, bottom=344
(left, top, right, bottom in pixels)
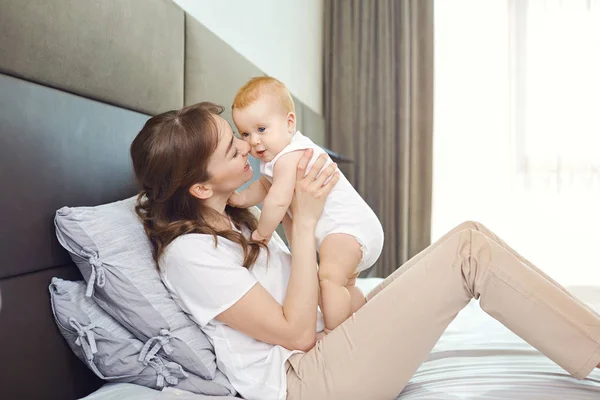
left=232, top=96, right=293, bottom=163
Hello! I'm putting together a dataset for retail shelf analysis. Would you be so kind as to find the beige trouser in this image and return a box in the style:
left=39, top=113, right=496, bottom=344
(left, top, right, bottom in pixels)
left=285, top=221, right=600, bottom=400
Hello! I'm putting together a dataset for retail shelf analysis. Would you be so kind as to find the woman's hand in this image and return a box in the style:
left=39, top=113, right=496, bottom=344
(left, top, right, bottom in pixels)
left=289, top=149, right=339, bottom=225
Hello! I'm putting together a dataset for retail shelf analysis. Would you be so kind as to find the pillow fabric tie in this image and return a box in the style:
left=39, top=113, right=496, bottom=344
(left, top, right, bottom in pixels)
left=139, top=329, right=174, bottom=365
left=69, top=317, right=98, bottom=361
left=81, top=250, right=106, bottom=297
left=148, top=357, right=189, bottom=388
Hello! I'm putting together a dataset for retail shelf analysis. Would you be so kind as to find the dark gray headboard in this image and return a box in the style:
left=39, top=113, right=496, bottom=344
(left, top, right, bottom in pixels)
left=0, top=74, right=146, bottom=398
left=0, top=0, right=325, bottom=398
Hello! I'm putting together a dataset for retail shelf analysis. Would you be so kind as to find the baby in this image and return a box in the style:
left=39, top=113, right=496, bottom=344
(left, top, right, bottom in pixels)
left=229, top=76, right=384, bottom=332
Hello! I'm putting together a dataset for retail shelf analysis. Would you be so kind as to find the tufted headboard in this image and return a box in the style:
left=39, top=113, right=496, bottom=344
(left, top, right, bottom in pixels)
left=0, top=1, right=325, bottom=398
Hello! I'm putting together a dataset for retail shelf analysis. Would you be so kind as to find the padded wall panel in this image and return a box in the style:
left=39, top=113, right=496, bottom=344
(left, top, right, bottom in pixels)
left=183, top=13, right=326, bottom=148
left=292, top=95, right=305, bottom=133
left=301, top=104, right=326, bottom=147
left=0, top=265, right=103, bottom=400
left=184, top=13, right=265, bottom=127
left=0, top=0, right=184, bottom=115
left=0, top=74, right=148, bottom=279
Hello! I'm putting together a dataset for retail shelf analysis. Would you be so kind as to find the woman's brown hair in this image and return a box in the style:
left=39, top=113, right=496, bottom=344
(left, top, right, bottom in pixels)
left=130, top=102, right=267, bottom=268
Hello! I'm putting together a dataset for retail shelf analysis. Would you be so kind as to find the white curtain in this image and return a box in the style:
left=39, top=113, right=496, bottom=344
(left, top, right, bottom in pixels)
left=433, top=0, right=600, bottom=286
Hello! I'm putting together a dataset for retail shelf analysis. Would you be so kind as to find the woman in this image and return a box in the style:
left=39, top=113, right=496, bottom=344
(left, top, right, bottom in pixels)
left=130, top=102, right=600, bottom=400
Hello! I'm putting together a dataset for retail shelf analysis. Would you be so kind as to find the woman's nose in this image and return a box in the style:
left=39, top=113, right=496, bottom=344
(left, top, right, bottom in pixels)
left=241, top=141, right=251, bottom=156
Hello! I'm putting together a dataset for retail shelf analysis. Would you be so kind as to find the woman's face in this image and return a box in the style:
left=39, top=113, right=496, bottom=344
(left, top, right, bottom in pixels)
left=206, top=115, right=254, bottom=195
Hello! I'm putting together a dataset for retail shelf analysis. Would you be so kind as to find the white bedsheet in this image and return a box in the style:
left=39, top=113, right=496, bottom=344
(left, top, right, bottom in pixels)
left=397, top=285, right=600, bottom=399
left=83, top=280, right=600, bottom=399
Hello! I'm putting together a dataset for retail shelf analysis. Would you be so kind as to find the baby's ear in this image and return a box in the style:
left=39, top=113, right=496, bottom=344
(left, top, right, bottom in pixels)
left=287, top=112, right=296, bottom=133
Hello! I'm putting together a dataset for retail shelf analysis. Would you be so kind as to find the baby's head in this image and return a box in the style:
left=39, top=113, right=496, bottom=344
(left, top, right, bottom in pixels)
left=232, top=76, right=296, bottom=162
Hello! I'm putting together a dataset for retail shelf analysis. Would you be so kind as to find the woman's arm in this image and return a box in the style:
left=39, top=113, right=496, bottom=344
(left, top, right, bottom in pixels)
left=215, top=151, right=339, bottom=351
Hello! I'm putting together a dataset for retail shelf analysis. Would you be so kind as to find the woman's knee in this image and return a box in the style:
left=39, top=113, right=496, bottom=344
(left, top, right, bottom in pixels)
left=456, top=228, right=494, bottom=260
left=455, top=220, right=491, bottom=235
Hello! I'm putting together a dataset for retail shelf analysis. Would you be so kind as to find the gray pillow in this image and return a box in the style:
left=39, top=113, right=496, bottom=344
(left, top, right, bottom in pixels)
left=54, top=196, right=235, bottom=396
left=50, top=278, right=233, bottom=395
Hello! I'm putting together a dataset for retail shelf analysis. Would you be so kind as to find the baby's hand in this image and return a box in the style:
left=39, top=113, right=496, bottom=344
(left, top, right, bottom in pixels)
left=227, top=191, right=246, bottom=208
left=251, top=229, right=271, bottom=243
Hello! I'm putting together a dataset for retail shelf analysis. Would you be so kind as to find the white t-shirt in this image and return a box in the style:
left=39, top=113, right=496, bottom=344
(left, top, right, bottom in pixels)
left=159, top=228, right=325, bottom=400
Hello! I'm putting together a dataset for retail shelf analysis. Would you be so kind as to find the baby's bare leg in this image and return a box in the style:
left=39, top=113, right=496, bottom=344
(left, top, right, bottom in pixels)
left=318, top=233, right=363, bottom=332
left=347, top=273, right=366, bottom=315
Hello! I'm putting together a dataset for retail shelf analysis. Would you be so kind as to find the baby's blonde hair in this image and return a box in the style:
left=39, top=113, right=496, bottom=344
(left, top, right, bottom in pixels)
left=232, top=76, right=295, bottom=114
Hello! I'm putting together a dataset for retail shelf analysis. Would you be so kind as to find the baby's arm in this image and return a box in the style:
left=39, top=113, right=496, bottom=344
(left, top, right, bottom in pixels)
left=282, top=213, right=293, bottom=247
left=254, top=151, right=305, bottom=240
left=228, top=176, right=270, bottom=208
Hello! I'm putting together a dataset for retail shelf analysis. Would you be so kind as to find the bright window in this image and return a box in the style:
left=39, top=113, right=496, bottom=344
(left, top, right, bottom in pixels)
left=433, top=0, right=600, bottom=286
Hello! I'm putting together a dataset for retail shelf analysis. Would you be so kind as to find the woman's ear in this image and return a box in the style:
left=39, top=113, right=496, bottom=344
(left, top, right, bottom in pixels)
left=287, top=112, right=296, bottom=133
left=189, top=183, right=213, bottom=200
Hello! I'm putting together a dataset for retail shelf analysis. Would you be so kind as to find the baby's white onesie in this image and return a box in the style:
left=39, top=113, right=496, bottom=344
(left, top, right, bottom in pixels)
left=260, top=131, right=384, bottom=273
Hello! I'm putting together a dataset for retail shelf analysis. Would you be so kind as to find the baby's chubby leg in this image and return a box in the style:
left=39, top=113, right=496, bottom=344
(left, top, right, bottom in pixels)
left=346, top=272, right=366, bottom=315
left=318, top=233, right=365, bottom=332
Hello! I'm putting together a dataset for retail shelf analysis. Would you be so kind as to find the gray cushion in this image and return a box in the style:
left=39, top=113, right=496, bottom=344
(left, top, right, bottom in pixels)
left=50, top=278, right=232, bottom=395
left=54, top=196, right=235, bottom=396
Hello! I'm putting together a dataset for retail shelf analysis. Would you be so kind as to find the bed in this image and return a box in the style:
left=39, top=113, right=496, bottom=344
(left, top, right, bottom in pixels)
left=75, top=280, right=600, bottom=399
left=1, top=1, right=599, bottom=399
left=77, top=280, right=600, bottom=399
left=400, top=285, right=600, bottom=399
